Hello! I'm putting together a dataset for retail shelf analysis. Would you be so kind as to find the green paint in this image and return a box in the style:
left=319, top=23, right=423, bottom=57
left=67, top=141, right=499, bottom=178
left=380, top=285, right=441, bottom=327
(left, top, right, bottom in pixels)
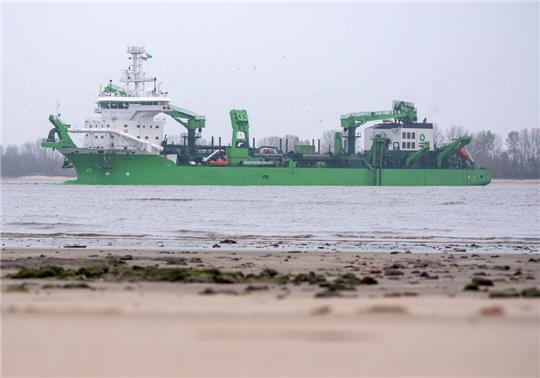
left=41, top=115, right=76, bottom=149
left=103, top=83, right=131, bottom=97
left=437, top=135, right=472, bottom=168
left=62, top=152, right=491, bottom=186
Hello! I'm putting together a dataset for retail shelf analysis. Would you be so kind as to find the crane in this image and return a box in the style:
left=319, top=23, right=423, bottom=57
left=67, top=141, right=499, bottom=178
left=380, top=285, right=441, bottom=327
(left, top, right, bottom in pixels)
left=340, top=100, right=418, bottom=155
left=165, top=105, right=206, bottom=157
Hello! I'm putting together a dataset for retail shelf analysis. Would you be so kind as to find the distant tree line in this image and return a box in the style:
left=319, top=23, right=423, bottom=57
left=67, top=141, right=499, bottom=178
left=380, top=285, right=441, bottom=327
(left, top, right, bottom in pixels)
left=1, top=141, right=74, bottom=177
left=434, top=126, right=540, bottom=179
left=2, top=127, right=539, bottom=178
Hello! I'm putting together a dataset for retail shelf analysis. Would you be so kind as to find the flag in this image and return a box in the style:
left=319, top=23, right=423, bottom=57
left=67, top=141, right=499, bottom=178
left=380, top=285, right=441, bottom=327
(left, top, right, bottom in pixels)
left=142, top=52, right=152, bottom=60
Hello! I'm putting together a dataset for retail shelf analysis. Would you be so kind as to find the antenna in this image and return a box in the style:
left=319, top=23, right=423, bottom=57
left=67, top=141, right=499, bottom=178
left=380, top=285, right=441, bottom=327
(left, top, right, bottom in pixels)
left=56, top=98, right=61, bottom=117
left=121, top=46, right=154, bottom=96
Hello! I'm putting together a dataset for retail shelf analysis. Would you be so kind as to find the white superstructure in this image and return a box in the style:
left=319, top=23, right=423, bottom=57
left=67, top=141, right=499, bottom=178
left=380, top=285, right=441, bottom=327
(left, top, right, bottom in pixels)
left=73, top=46, right=170, bottom=153
left=362, top=122, right=434, bottom=152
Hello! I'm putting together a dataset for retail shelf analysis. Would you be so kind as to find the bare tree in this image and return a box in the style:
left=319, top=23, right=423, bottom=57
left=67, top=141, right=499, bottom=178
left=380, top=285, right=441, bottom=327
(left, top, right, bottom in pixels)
left=321, top=129, right=339, bottom=153
left=445, top=126, right=468, bottom=142
left=432, top=124, right=446, bottom=148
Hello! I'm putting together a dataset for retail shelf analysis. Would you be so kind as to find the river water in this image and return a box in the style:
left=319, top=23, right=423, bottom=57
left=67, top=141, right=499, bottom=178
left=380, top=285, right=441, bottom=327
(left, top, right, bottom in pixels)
left=1, top=178, right=539, bottom=253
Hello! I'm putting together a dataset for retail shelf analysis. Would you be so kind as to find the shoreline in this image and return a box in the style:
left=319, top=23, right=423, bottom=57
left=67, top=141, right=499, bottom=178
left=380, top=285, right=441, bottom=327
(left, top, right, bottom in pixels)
left=2, top=248, right=539, bottom=377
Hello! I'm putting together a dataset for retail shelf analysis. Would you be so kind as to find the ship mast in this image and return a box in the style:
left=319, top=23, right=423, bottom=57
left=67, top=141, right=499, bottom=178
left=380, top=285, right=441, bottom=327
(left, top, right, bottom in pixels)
left=121, top=46, right=154, bottom=97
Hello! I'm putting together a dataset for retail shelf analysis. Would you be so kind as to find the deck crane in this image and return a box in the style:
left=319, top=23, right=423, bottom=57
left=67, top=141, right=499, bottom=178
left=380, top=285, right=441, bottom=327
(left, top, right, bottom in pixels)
left=165, top=105, right=206, bottom=157
left=340, top=100, right=418, bottom=155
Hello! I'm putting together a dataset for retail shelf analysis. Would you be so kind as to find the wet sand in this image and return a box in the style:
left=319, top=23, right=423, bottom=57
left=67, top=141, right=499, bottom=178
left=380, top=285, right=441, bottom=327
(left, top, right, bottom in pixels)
left=2, top=248, right=539, bottom=377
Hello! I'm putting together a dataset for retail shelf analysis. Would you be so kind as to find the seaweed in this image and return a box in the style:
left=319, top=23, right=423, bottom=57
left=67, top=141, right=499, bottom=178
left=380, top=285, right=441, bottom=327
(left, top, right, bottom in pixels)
left=10, top=266, right=72, bottom=279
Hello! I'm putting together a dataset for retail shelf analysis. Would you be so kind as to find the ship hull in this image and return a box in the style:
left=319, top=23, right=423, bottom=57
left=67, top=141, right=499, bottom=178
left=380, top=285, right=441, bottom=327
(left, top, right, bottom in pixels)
left=61, top=153, right=491, bottom=186
left=62, top=153, right=491, bottom=186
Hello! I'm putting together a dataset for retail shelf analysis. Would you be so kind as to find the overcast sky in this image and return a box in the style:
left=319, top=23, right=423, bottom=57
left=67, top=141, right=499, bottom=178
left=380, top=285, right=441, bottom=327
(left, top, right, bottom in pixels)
left=2, top=1, right=538, bottom=145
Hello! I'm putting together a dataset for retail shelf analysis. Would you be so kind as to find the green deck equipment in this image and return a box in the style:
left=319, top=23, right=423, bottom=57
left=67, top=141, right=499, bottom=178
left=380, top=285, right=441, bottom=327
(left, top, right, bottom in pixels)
left=405, top=143, right=430, bottom=167
left=436, top=136, right=472, bottom=168
left=41, top=115, right=76, bottom=149
left=363, top=134, right=389, bottom=185
left=103, top=83, right=132, bottom=97
left=333, top=132, right=344, bottom=156
left=340, top=100, right=418, bottom=155
left=165, top=105, right=206, bottom=156
left=227, top=109, right=256, bottom=166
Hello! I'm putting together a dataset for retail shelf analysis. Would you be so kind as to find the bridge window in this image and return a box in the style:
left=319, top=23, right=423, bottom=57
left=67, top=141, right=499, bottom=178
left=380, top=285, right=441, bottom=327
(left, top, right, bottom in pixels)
left=412, top=142, right=415, bottom=149
left=412, top=132, right=416, bottom=139
left=402, top=142, right=406, bottom=149
left=402, top=132, right=406, bottom=139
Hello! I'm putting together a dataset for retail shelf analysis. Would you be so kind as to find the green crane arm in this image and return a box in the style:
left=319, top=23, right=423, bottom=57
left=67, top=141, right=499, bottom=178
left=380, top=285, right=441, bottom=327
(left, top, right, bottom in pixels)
left=230, top=109, right=249, bottom=148
left=405, top=143, right=430, bottom=167
left=436, top=136, right=472, bottom=168
left=340, top=100, right=417, bottom=155
left=340, top=100, right=418, bottom=129
left=165, top=104, right=206, bottom=130
left=103, top=83, right=132, bottom=97
left=41, top=115, right=76, bottom=149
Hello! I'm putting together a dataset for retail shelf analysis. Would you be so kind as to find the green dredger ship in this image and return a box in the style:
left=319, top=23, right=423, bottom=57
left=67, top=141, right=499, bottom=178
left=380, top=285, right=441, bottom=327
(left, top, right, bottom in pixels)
left=42, top=46, right=491, bottom=186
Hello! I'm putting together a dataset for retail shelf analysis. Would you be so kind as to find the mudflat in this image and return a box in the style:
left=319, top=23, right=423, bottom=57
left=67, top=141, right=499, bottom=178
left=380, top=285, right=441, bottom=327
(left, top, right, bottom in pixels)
left=2, top=248, right=539, bottom=377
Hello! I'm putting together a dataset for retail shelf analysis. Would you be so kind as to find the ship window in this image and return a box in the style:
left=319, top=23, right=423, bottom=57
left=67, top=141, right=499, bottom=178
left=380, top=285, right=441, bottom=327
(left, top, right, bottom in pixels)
left=145, top=136, right=149, bottom=139
left=402, top=132, right=406, bottom=139
left=412, top=142, right=415, bottom=149
left=155, top=136, right=159, bottom=140
left=111, top=143, right=114, bottom=147
left=402, top=142, right=406, bottom=149
left=107, top=124, right=110, bottom=128
left=95, top=136, right=98, bottom=139
left=101, top=135, right=104, bottom=139
left=143, top=125, right=145, bottom=128
left=155, top=125, right=159, bottom=129
left=124, top=124, right=127, bottom=128
left=137, top=125, right=140, bottom=128
left=150, top=125, right=153, bottom=128
left=412, top=132, right=416, bottom=139
left=137, top=136, right=140, bottom=139
left=111, top=103, right=118, bottom=109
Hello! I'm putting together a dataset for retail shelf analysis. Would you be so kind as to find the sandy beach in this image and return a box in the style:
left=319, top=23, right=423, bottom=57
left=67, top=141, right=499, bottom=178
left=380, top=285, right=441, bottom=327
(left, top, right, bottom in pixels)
left=1, top=247, right=539, bottom=377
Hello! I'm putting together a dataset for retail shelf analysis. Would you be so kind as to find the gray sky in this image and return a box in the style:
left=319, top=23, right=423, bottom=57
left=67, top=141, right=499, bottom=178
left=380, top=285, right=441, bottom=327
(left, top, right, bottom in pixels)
left=2, top=1, right=538, bottom=145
